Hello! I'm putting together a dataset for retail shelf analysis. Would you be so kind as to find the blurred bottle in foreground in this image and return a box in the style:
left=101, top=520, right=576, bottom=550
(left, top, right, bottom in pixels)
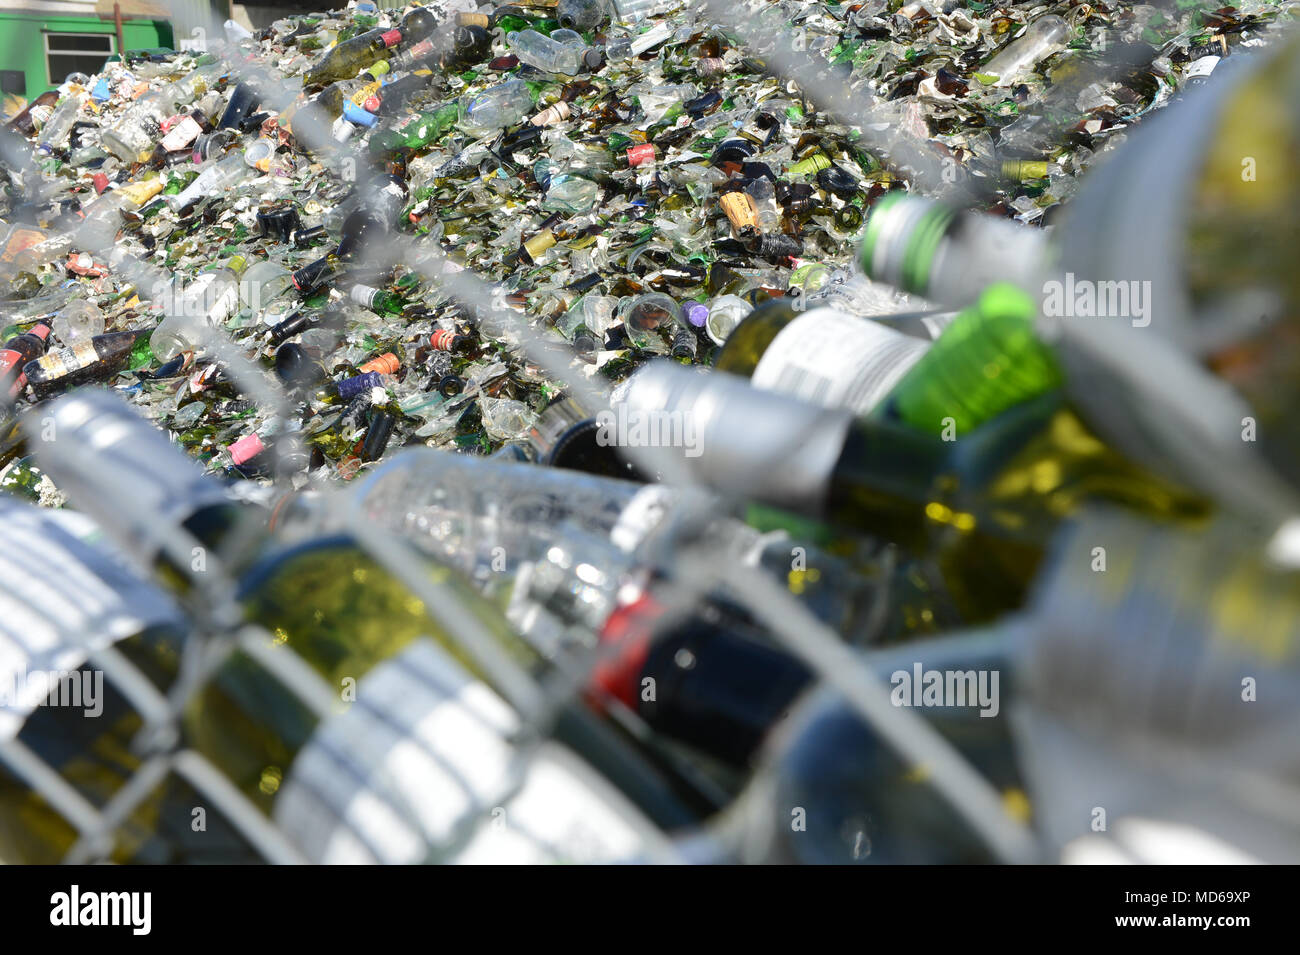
left=9, top=390, right=688, bottom=863
left=716, top=504, right=1300, bottom=863
left=615, top=361, right=1209, bottom=623
left=1056, top=31, right=1300, bottom=504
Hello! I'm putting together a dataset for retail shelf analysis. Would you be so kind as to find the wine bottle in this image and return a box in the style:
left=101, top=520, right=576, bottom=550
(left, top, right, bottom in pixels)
left=347, top=450, right=895, bottom=767
left=301, top=28, right=404, bottom=89
left=151, top=256, right=249, bottom=360
left=16, top=390, right=693, bottom=863
left=725, top=503, right=1300, bottom=863
left=872, top=283, right=1063, bottom=436
left=1055, top=29, right=1300, bottom=502
left=4, top=90, right=58, bottom=137
left=718, top=634, right=1024, bottom=864
left=23, top=329, right=152, bottom=399
left=291, top=210, right=385, bottom=294
left=369, top=102, right=459, bottom=154
left=617, top=361, right=1209, bottom=622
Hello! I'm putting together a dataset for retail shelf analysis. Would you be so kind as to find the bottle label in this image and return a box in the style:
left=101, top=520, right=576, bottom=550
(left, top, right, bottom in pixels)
left=751, top=308, right=929, bottom=415
left=349, top=284, right=380, bottom=308
left=0, top=499, right=183, bottom=739
left=272, top=638, right=654, bottom=863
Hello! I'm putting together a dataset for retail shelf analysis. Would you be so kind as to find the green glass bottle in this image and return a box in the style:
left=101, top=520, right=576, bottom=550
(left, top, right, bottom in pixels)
left=369, top=102, right=459, bottom=155
left=876, top=283, right=1063, bottom=436
left=619, top=362, right=1210, bottom=623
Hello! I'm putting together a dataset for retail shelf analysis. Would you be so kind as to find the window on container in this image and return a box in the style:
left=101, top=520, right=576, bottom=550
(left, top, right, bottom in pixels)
left=45, top=33, right=115, bottom=86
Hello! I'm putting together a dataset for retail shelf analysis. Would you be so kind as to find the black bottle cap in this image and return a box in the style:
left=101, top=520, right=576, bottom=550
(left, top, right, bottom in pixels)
left=711, top=138, right=756, bottom=165
left=256, top=200, right=303, bottom=243
left=817, top=163, right=860, bottom=199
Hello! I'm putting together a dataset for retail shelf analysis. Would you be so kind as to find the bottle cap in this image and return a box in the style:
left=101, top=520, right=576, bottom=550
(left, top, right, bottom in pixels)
left=343, top=100, right=378, bottom=128
left=626, top=143, right=656, bottom=167
left=256, top=200, right=303, bottom=242
left=359, top=352, right=400, bottom=375
left=243, top=137, right=276, bottom=171
left=228, top=432, right=266, bottom=466
left=337, top=370, right=384, bottom=401
left=684, top=302, right=709, bottom=328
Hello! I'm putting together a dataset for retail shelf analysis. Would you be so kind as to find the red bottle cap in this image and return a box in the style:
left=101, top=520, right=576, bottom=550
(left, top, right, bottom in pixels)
left=626, top=143, right=656, bottom=167
left=430, top=329, right=459, bottom=351
left=381, top=29, right=402, bottom=47
left=589, top=594, right=659, bottom=709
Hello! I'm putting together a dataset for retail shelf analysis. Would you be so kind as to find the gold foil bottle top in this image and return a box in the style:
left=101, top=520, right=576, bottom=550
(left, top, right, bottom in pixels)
left=524, top=229, right=557, bottom=260
left=1001, top=159, right=1049, bottom=181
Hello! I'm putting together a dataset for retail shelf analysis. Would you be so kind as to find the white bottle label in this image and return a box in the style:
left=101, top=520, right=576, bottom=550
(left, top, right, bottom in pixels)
left=273, top=638, right=658, bottom=863
left=349, top=284, right=379, bottom=308
left=751, top=307, right=929, bottom=415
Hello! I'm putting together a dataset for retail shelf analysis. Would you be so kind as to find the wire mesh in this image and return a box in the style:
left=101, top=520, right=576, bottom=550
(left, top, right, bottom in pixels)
left=11, top=0, right=1292, bottom=864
